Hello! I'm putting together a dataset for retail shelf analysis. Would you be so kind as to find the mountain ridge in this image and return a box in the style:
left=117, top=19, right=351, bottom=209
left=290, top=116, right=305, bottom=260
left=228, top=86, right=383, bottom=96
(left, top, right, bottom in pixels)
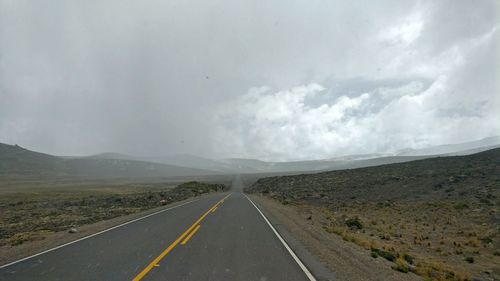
left=0, top=143, right=217, bottom=178
left=2, top=135, right=499, bottom=175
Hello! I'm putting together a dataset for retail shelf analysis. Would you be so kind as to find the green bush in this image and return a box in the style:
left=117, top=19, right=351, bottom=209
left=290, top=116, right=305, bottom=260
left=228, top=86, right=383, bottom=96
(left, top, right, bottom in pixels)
left=403, top=254, right=414, bottom=264
left=453, top=202, right=469, bottom=210
left=464, top=256, right=474, bottom=263
left=371, top=248, right=396, bottom=262
left=393, top=263, right=410, bottom=273
left=345, top=217, right=363, bottom=229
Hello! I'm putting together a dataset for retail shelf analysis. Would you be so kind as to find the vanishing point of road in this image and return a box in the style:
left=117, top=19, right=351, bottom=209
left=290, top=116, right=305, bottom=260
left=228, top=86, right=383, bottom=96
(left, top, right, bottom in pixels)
left=0, top=177, right=321, bottom=281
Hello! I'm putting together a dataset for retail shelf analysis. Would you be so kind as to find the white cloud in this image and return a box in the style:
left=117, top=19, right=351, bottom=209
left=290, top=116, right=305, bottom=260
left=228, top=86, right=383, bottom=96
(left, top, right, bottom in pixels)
left=214, top=19, right=500, bottom=162
left=379, top=11, right=423, bottom=46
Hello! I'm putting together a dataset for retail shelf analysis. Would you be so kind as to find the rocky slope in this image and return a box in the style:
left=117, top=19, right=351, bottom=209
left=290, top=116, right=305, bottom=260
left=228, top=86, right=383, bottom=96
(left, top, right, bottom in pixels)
left=246, top=148, right=500, bottom=281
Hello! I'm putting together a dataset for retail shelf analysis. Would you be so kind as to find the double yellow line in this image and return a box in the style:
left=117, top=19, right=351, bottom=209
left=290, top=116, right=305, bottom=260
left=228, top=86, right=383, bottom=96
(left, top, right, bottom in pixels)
left=132, top=193, right=231, bottom=281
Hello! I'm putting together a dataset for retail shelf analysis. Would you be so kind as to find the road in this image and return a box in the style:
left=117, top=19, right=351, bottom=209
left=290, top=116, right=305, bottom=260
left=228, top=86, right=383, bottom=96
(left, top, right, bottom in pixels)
left=0, top=177, right=317, bottom=281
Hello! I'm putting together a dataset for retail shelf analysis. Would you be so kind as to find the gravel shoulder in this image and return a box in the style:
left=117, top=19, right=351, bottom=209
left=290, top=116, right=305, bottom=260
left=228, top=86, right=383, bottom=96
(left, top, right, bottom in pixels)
left=250, top=194, right=422, bottom=281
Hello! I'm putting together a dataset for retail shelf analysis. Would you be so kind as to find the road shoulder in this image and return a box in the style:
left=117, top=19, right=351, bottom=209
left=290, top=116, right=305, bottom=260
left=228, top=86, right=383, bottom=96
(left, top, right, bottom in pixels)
left=247, top=194, right=335, bottom=281
left=249, top=194, right=422, bottom=281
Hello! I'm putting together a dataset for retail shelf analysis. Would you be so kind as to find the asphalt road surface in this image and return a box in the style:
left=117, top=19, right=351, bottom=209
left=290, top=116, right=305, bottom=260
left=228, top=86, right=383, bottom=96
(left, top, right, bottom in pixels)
left=0, top=177, right=317, bottom=281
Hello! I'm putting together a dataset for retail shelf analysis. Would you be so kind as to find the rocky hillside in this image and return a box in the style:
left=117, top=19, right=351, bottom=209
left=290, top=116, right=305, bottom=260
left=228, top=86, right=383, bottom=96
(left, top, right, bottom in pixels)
left=246, top=148, right=500, bottom=204
left=245, top=148, right=500, bottom=280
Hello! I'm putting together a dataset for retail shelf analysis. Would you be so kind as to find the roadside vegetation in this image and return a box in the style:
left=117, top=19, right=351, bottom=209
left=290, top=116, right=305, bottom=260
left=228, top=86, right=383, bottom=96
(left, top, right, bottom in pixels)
left=245, top=148, right=500, bottom=281
left=0, top=180, right=227, bottom=247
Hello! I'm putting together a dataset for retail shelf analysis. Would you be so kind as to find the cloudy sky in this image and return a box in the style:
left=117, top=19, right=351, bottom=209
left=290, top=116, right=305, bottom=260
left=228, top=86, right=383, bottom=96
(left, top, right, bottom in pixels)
left=0, top=0, right=499, bottom=161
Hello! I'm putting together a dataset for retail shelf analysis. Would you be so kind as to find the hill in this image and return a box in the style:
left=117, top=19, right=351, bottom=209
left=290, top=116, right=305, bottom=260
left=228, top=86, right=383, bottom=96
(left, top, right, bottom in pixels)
left=0, top=143, right=217, bottom=178
left=396, top=136, right=500, bottom=156
left=246, top=147, right=500, bottom=202
left=245, top=148, right=500, bottom=280
left=72, top=136, right=500, bottom=174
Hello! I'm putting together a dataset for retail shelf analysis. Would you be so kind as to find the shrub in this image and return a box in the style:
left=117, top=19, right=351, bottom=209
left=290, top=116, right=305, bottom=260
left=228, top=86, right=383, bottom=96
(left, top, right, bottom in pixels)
left=380, top=233, right=391, bottom=240
left=345, top=217, right=363, bottom=229
left=403, top=253, right=414, bottom=264
left=453, top=202, right=469, bottom=210
left=392, top=257, right=410, bottom=273
left=464, top=256, right=474, bottom=263
left=323, top=225, right=343, bottom=235
left=371, top=248, right=396, bottom=262
left=414, top=260, right=470, bottom=281
left=480, top=237, right=493, bottom=244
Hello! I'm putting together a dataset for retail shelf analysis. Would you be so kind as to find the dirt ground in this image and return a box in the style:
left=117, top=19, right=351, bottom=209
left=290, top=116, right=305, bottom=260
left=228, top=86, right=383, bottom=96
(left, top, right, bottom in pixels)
left=245, top=150, right=500, bottom=281
left=251, top=194, right=423, bottom=281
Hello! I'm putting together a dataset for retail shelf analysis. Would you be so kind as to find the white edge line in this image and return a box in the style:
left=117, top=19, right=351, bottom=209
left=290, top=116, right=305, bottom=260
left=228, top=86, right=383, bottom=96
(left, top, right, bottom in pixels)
left=0, top=198, right=199, bottom=269
left=244, top=194, right=317, bottom=281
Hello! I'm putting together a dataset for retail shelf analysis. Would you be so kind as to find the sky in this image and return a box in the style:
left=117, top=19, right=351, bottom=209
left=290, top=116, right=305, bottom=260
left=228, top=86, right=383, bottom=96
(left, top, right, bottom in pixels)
left=0, top=0, right=499, bottom=161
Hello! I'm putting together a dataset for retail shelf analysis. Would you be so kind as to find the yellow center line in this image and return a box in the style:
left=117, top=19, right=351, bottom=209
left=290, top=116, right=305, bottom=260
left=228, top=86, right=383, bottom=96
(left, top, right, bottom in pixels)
left=180, top=224, right=201, bottom=245
left=211, top=206, right=218, bottom=213
left=132, top=193, right=231, bottom=281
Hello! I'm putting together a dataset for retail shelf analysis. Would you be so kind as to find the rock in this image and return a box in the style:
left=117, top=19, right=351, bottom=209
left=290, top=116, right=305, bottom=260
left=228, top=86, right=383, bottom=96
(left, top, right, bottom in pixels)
left=68, top=228, right=78, bottom=233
